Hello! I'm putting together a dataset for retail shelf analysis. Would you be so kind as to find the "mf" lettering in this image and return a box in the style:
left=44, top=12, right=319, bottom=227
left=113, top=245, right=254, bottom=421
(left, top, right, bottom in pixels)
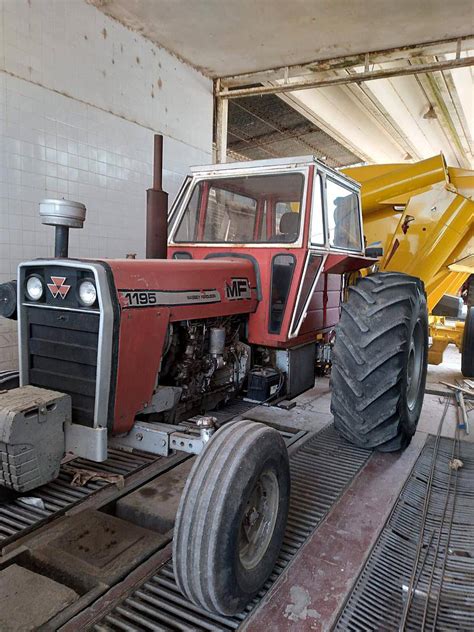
left=225, top=278, right=251, bottom=301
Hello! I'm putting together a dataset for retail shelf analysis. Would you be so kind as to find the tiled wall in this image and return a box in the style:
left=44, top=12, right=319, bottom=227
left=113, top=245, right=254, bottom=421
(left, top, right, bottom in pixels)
left=0, top=0, right=213, bottom=370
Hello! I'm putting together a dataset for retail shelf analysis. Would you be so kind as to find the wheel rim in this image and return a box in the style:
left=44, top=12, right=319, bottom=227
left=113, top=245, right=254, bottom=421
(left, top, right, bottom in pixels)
left=239, top=469, right=280, bottom=570
left=406, top=319, right=424, bottom=411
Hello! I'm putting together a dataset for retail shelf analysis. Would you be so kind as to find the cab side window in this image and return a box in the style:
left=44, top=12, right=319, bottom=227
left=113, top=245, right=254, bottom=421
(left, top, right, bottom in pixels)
left=326, top=179, right=361, bottom=251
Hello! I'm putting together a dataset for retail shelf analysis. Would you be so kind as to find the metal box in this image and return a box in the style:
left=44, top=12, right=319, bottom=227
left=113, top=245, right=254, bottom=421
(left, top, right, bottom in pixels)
left=275, top=342, right=316, bottom=399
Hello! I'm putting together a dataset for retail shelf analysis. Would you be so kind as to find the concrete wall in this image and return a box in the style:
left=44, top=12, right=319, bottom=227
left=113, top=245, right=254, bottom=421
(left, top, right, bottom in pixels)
left=0, top=0, right=214, bottom=370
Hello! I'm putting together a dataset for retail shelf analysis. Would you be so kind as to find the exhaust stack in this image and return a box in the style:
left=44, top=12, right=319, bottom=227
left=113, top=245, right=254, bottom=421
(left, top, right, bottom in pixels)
left=39, top=199, right=86, bottom=258
left=146, top=134, right=169, bottom=259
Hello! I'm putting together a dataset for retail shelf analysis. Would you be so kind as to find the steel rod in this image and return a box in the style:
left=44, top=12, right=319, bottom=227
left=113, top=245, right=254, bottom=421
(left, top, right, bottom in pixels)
left=220, top=35, right=474, bottom=88
left=399, top=396, right=450, bottom=631
left=217, top=56, right=474, bottom=99
left=215, top=81, right=228, bottom=163
left=430, top=429, right=461, bottom=631
left=420, top=428, right=457, bottom=630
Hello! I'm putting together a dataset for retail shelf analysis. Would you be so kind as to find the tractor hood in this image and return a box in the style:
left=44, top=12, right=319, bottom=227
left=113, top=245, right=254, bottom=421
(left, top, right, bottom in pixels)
left=106, top=257, right=259, bottom=320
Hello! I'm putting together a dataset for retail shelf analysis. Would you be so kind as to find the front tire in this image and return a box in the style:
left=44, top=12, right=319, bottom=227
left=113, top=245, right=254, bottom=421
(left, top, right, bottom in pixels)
left=461, top=306, right=474, bottom=377
left=331, top=272, right=428, bottom=451
left=173, top=419, right=290, bottom=615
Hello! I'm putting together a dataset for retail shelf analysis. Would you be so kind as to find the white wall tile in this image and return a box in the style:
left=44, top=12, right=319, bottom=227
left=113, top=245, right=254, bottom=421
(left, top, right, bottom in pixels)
left=0, top=0, right=213, bottom=368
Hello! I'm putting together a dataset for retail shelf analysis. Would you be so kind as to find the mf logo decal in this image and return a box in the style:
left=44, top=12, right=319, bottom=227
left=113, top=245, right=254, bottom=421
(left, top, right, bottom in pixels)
left=47, top=276, right=71, bottom=299
left=225, top=278, right=251, bottom=301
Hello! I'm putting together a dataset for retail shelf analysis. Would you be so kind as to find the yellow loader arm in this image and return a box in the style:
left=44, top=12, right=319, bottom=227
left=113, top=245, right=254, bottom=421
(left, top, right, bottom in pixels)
left=343, top=154, right=474, bottom=367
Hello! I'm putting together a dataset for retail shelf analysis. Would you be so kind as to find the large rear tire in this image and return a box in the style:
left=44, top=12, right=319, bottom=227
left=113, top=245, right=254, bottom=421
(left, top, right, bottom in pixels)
left=461, top=306, right=474, bottom=378
left=331, top=272, right=428, bottom=451
left=173, top=419, right=290, bottom=615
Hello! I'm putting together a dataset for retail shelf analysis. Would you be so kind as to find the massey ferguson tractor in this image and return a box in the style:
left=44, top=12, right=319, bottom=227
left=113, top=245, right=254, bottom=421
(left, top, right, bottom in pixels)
left=0, top=139, right=428, bottom=616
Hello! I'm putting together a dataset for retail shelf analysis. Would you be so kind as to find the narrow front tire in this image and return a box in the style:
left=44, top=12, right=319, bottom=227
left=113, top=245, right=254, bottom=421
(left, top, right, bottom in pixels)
left=173, top=419, right=290, bottom=615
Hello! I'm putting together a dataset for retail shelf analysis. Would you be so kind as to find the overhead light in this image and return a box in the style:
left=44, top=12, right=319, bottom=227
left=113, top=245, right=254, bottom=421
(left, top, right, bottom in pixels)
left=423, top=106, right=437, bottom=120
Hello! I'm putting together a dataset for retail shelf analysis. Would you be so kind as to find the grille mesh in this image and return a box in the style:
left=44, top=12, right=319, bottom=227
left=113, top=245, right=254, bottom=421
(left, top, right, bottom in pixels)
left=27, top=307, right=99, bottom=425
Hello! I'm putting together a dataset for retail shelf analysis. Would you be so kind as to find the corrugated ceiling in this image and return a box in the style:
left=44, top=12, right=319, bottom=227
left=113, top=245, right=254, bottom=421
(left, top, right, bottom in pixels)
left=228, top=95, right=361, bottom=166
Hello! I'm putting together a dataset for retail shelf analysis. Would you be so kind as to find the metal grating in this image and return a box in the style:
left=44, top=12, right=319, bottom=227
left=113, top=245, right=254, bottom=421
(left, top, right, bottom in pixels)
left=187, top=399, right=256, bottom=426
left=94, top=423, right=371, bottom=631
left=0, top=448, right=156, bottom=548
left=335, top=435, right=474, bottom=631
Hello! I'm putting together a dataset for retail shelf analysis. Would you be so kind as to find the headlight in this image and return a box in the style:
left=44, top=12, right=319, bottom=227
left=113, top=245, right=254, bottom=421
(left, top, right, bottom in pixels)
left=78, top=280, right=97, bottom=307
left=26, top=275, right=44, bottom=301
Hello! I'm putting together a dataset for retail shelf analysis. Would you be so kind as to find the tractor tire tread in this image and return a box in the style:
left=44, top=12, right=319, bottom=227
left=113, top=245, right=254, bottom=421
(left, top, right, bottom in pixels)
left=331, top=272, right=428, bottom=451
left=173, top=419, right=289, bottom=615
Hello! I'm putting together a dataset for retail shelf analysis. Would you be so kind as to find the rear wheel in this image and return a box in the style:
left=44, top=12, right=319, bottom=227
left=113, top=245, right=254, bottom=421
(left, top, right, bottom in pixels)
left=461, top=306, right=474, bottom=377
left=173, top=419, right=290, bottom=615
left=331, top=272, right=428, bottom=451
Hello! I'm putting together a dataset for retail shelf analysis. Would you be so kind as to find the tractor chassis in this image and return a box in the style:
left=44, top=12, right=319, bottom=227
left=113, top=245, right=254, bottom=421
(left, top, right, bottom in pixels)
left=109, top=417, right=217, bottom=457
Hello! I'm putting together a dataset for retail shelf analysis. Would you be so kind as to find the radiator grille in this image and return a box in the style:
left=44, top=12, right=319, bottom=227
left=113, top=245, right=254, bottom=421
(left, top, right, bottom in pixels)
left=27, top=307, right=99, bottom=426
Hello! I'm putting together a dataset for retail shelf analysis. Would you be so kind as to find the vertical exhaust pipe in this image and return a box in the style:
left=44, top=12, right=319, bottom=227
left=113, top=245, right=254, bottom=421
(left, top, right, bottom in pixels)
left=146, top=134, right=169, bottom=259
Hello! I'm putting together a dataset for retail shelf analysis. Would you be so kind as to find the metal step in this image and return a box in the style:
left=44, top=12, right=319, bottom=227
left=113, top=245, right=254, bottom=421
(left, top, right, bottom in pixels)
left=335, top=435, right=474, bottom=632
left=0, top=448, right=156, bottom=548
left=93, top=424, right=371, bottom=631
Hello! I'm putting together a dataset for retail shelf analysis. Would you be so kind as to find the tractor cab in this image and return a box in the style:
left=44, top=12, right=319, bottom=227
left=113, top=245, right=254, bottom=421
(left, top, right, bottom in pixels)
left=168, top=156, right=373, bottom=348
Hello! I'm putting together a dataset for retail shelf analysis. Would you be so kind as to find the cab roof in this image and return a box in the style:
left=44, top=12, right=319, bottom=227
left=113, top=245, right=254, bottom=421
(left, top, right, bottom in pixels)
left=191, top=155, right=321, bottom=173
left=190, top=155, right=361, bottom=190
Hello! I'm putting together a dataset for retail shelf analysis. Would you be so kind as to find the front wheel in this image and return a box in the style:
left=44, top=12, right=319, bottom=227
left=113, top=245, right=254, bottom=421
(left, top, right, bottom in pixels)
left=331, top=272, right=428, bottom=452
left=173, top=419, right=290, bottom=615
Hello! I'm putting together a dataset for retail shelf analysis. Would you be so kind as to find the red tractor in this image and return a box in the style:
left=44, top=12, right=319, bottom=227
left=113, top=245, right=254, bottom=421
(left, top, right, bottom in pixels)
left=0, top=144, right=428, bottom=615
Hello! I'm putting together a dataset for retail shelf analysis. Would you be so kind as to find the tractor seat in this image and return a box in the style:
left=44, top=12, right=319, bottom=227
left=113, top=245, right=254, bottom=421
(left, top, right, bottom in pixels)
left=269, top=212, right=300, bottom=242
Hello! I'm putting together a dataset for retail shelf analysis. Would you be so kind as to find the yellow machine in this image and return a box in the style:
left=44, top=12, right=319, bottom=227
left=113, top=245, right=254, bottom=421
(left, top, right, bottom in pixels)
left=342, top=154, right=474, bottom=373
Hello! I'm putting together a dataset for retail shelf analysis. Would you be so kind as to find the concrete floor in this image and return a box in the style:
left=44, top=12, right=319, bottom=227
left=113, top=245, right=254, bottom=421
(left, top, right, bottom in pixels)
left=242, top=378, right=333, bottom=434
left=426, top=341, right=463, bottom=389
left=239, top=344, right=471, bottom=631
left=243, top=344, right=471, bottom=443
left=421, top=344, right=472, bottom=442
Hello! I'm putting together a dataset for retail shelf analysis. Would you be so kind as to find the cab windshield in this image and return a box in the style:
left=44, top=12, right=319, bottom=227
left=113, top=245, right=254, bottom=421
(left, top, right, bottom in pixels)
left=173, top=172, right=305, bottom=244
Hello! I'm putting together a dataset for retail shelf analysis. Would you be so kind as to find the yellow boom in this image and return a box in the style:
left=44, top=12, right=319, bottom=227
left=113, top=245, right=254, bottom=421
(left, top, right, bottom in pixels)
left=342, top=154, right=474, bottom=365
